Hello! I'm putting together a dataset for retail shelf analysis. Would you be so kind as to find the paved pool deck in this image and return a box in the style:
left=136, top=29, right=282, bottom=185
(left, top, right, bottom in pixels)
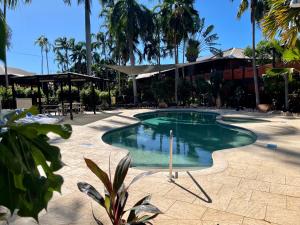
left=8, top=109, right=300, bottom=225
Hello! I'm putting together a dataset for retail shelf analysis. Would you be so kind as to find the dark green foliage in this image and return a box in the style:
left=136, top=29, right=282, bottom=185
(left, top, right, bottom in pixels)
left=0, top=107, right=72, bottom=220
left=0, top=12, right=6, bottom=63
left=244, top=40, right=283, bottom=65
left=56, top=86, right=80, bottom=102
left=77, top=154, right=162, bottom=225
left=186, top=39, right=200, bottom=62
left=151, top=77, right=174, bottom=103
left=80, top=87, right=109, bottom=108
left=80, top=87, right=101, bottom=108
left=178, top=79, right=192, bottom=104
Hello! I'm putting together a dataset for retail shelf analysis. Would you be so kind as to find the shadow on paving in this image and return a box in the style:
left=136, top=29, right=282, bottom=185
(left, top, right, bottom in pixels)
left=60, top=112, right=118, bottom=126
left=39, top=198, right=89, bottom=225
left=171, top=171, right=212, bottom=203
left=254, top=142, right=300, bottom=167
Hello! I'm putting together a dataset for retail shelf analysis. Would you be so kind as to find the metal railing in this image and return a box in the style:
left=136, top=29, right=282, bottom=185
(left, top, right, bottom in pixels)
left=169, top=130, right=173, bottom=181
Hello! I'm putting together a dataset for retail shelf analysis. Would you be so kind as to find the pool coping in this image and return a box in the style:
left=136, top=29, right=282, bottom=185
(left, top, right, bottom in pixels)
left=99, top=108, right=261, bottom=176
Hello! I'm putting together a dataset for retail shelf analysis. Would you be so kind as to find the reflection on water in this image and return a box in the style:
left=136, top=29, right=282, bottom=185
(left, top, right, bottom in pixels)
left=102, top=111, right=256, bottom=168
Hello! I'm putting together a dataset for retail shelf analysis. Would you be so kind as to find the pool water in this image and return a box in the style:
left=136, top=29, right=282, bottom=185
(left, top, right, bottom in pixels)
left=102, top=111, right=256, bottom=168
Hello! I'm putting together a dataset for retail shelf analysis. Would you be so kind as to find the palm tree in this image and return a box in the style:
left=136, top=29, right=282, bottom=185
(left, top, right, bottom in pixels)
left=70, top=41, right=87, bottom=74
left=0, top=10, right=6, bottom=63
left=53, top=37, right=74, bottom=72
left=63, top=0, right=110, bottom=76
left=0, top=0, right=31, bottom=87
left=262, top=0, right=300, bottom=48
left=186, top=18, right=220, bottom=62
left=109, top=0, right=154, bottom=104
left=35, top=35, right=51, bottom=74
left=231, top=0, right=269, bottom=107
left=158, top=0, right=199, bottom=104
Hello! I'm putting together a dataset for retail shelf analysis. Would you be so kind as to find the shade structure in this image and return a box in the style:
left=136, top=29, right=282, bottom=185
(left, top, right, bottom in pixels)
left=11, top=72, right=112, bottom=120
left=105, top=64, right=177, bottom=76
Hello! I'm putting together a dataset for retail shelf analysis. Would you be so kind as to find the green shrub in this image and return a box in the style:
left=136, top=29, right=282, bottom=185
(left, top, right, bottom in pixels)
left=80, top=87, right=101, bottom=108
left=99, top=91, right=109, bottom=102
left=56, top=86, right=80, bottom=102
left=0, top=87, right=13, bottom=109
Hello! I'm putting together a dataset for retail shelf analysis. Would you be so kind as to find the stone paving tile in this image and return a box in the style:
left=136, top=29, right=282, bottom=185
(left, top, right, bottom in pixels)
left=242, top=217, right=279, bottom=225
left=256, top=172, right=286, bottom=185
left=164, top=186, right=197, bottom=204
left=205, top=173, right=242, bottom=187
left=238, top=179, right=270, bottom=192
left=250, top=190, right=286, bottom=208
left=165, top=201, right=207, bottom=220
left=201, top=208, right=243, bottom=224
left=286, top=176, right=300, bottom=187
left=265, top=206, right=300, bottom=225
left=287, top=196, right=300, bottom=211
left=226, top=199, right=267, bottom=220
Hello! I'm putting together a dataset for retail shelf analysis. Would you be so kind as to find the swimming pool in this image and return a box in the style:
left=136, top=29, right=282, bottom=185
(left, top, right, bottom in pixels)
left=102, top=111, right=256, bottom=169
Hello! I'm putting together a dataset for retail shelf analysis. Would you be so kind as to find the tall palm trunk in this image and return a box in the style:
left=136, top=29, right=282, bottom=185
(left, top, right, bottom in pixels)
left=3, top=0, right=8, bottom=87
left=41, top=47, right=44, bottom=74
left=251, top=2, right=260, bottom=106
left=174, top=39, right=179, bottom=104
left=46, top=49, right=49, bottom=74
left=129, top=39, right=137, bottom=104
left=85, top=0, right=92, bottom=76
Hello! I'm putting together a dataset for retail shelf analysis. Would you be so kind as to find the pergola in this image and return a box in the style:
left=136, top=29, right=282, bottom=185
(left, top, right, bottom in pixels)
left=11, top=72, right=112, bottom=120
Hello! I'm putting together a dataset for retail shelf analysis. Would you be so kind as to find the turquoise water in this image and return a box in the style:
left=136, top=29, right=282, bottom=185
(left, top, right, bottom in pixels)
left=102, top=111, right=256, bottom=168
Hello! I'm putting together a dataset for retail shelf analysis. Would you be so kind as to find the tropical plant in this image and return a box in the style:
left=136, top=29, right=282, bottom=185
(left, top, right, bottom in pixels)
left=53, top=37, right=74, bottom=72
left=262, top=0, right=300, bottom=48
left=63, top=0, right=110, bottom=76
left=185, top=18, right=220, bottom=62
left=56, top=85, right=80, bottom=102
left=266, top=68, right=294, bottom=111
left=77, top=154, right=161, bottom=225
left=282, top=39, right=300, bottom=62
left=244, top=40, right=282, bottom=65
left=158, top=0, right=199, bottom=104
left=0, top=0, right=31, bottom=87
left=109, top=0, right=155, bottom=104
left=186, top=39, right=200, bottom=62
left=231, top=0, right=269, bottom=106
left=0, top=107, right=72, bottom=221
left=35, top=35, right=51, bottom=74
left=0, top=10, right=6, bottom=63
left=80, top=87, right=101, bottom=108
left=70, top=41, right=87, bottom=74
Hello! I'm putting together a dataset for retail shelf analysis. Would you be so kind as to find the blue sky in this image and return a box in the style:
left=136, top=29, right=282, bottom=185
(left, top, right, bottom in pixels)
left=4, top=0, right=263, bottom=74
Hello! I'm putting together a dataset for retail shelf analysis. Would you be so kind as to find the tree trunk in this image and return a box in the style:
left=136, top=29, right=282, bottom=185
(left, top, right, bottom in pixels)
left=284, top=73, right=289, bottom=111
left=3, top=0, right=8, bottom=87
left=175, top=40, right=179, bottom=104
left=46, top=49, right=49, bottom=74
left=118, top=58, right=121, bottom=96
left=85, top=0, right=92, bottom=76
left=129, top=39, right=137, bottom=104
left=182, top=40, right=185, bottom=64
left=251, top=4, right=260, bottom=106
left=41, top=47, right=44, bottom=74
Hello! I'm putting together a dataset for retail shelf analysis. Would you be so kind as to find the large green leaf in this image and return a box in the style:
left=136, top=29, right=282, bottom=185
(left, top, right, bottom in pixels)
left=113, top=154, right=131, bottom=193
left=0, top=108, right=72, bottom=220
